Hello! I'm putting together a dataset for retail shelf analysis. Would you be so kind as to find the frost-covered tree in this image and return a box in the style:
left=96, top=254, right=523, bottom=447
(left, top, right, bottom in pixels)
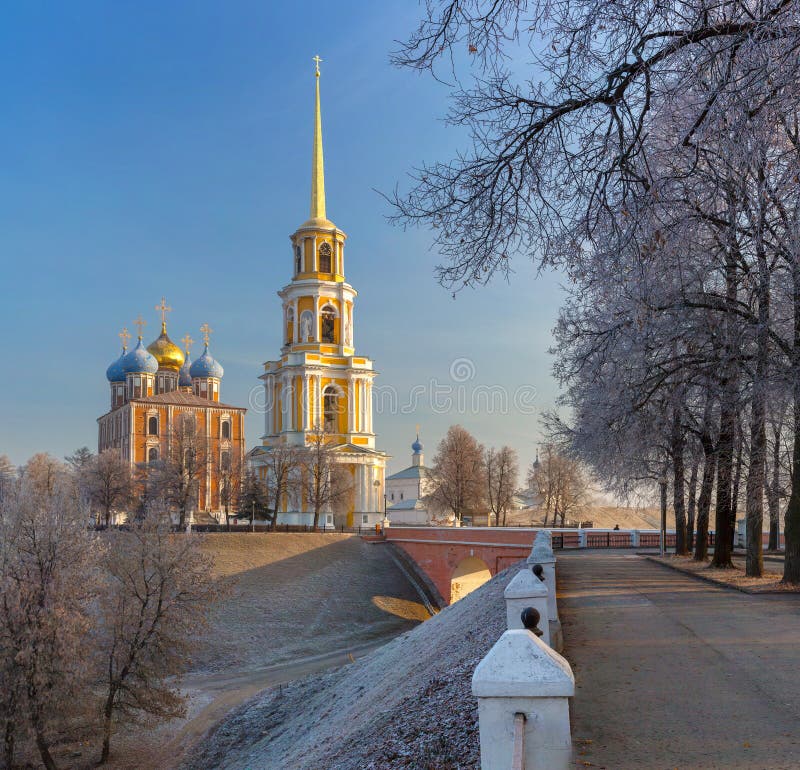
left=425, top=425, right=486, bottom=522
left=393, top=0, right=800, bottom=581
left=484, top=445, right=518, bottom=526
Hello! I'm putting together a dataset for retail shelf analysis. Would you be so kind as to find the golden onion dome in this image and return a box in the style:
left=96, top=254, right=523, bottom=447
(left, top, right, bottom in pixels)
left=147, top=323, right=185, bottom=372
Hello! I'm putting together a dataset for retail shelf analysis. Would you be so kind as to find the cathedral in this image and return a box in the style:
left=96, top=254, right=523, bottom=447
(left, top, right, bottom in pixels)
left=248, top=59, right=388, bottom=528
left=98, top=301, right=247, bottom=520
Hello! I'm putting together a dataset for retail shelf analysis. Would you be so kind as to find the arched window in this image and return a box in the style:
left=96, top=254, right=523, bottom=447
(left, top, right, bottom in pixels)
left=318, top=241, right=332, bottom=273
left=221, top=420, right=231, bottom=440
left=321, top=305, right=336, bottom=343
left=220, top=450, right=231, bottom=471
left=295, top=245, right=302, bottom=275
left=148, top=447, right=159, bottom=463
left=148, top=415, right=158, bottom=435
left=323, top=386, right=340, bottom=433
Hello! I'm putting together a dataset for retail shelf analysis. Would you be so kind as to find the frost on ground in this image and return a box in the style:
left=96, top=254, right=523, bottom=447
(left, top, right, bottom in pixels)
left=194, top=533, right=426, bottom=673
left=184, top=563, right=517, bottom=770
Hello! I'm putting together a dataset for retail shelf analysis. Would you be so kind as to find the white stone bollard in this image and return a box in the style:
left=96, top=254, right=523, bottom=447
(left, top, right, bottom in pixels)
left=736, top=519, right=746, bottom=549
left=504, top=567, right=550, bottom=645
left=631, top=530, right=640, bottom=548
left=472, top=629, right=574, bottom=770
left=527, top=531, right=562, bottom=650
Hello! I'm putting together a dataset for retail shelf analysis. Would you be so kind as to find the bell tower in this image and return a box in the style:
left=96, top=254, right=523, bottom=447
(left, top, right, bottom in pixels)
left=255, top=57, right=387, bottom=528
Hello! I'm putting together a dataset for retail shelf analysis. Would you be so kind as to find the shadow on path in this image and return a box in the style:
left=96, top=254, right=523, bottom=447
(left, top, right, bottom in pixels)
left=559, top=553, right=800, bottom=769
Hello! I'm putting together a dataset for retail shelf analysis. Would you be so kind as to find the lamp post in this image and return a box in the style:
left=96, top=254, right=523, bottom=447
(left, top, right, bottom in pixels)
left=659, top=471, right=668, bottom=557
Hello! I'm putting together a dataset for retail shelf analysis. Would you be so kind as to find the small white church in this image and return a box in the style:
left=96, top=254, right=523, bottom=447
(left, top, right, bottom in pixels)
left=386, top=435, right=433, bottom=525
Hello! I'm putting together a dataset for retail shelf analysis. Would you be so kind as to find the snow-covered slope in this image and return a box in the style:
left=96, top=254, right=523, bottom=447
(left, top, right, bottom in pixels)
left=184, top=562, right=517, bottom=770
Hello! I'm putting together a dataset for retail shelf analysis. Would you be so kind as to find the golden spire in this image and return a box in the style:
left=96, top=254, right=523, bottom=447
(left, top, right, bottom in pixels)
left=200, top=323, right=213, bottom=346
left=181, top=334, right=194, bottom=355
left=155, top=296, right=172, bottom=333
left=119, top=326, right=131, bottom=351
left=310, top=54, right=326, bottom=221
left=133, top=315, right=146, bottom=340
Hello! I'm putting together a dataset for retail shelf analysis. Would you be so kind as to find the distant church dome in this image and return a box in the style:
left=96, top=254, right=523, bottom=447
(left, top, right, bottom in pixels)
left=190, top=344, right=224, bottom=379
left=106, top=348, right=127, bottom=382
left=147, top=324, right=185, bottom=372
left=121, top=339, right=159, bottom=374
left=178, top=354, right=193, bottom=387
left=412, top=435, right=424, bottom=454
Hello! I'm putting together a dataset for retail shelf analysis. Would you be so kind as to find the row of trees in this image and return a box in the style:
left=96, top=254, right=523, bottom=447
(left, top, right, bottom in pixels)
left=392, top=0, right=800, bottom=580
left=0, top=453, right=219, bottom=769
left=53, top=422, right=355, bottom=531
left=239, top=431, right=353, bottom=530
left=423, top=425, right=590, bottom=526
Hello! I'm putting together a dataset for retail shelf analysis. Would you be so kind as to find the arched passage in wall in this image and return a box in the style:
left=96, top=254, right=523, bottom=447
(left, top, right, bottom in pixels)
left=450, top=556, right=492, bottom=603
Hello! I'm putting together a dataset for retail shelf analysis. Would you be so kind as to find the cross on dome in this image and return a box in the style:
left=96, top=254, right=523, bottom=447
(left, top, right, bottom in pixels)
left=133, top=314, right=146, bottom=339
left=200, top=323, right=213, bottom=346
left=119, top=327, right=131, bottom=350
left=181, top=334, right=194, bottom=354
left=155, top=296, right=172, bottom=327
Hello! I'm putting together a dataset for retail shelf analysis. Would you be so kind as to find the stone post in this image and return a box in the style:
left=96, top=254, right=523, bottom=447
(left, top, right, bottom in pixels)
left=736, top=519, right=746, bottom=549
left=527, top=531, right=562, bottom=650
left=631, top=530, right=640, bottom=548
left=472, top=628, right=574, bottom=770
left=578, top=529, right=587, bottom=548
left=504, top=567, right=550, bottom=645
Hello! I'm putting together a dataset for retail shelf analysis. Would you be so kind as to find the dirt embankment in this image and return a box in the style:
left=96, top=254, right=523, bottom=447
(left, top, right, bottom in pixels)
left=183, top=562, right=517, bottom=770
left=195, top=533, right=429, bottom=674
left=103, top=533, right=429, bottom=769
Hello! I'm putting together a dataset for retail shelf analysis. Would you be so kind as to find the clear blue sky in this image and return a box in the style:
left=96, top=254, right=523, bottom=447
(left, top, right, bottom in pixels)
left=0, top=1, right=565, bottom=476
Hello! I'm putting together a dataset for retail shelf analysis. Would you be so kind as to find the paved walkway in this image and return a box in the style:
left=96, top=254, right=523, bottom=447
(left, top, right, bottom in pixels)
left=558, top=553, right=800, bottom=769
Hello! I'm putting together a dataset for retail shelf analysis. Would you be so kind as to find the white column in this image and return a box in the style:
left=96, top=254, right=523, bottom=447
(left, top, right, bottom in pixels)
left=347, top=376, right=355, bottom=433
left=367, top=381, right=373, bottom=433
left=361, top=380, right=367, bottom=433
left=315, top=374, right=322, bottom=430
left=354, top=464, right=364, bottom=512
left=281, top=375, right=289, bottom=433
left=302, top=374, right=309, bottom=431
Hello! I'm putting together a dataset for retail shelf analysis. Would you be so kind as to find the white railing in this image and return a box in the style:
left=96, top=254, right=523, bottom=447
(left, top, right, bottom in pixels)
left=472, top=530, right=574, bottom=770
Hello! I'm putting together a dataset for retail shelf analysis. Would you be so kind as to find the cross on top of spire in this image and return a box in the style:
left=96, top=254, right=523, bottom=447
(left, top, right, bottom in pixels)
left=119, top=327, right=131, bottom=350
left=133, top=315, right=146, bottom=339
left=181, top=334, right=194, bottom=354
left=200, top=323, right=213, bottom=346
left=313, top=54, right=322, bottom=76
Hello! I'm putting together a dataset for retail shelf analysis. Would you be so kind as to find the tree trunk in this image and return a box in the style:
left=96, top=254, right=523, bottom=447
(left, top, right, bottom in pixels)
left=743, top=161, right=770, bottom=577
left=99, top=693, right=115, bottom=764
left=694, top=435, right=717, bottom=562
left=712, top=217, right=739, bottom=569
left=33, top=725, right=57, bottom=770
left=783, top=421, right=800, bottom=582
left=712, top=387, right=735, bottom=568
left=671, top=405, right=688, bottom=555
left=731, top=420, right=743, bottom=529
left=766, top=422, right=781, bottom=551
left=784, top=256, right=800, bottom=582
left=745, top=297, right=769, bottom=576
left=3, top=712, right=14, bottom=770
left=272, top=489, right=281, bottom=532
left=686, top=459, right=698, bottom=553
